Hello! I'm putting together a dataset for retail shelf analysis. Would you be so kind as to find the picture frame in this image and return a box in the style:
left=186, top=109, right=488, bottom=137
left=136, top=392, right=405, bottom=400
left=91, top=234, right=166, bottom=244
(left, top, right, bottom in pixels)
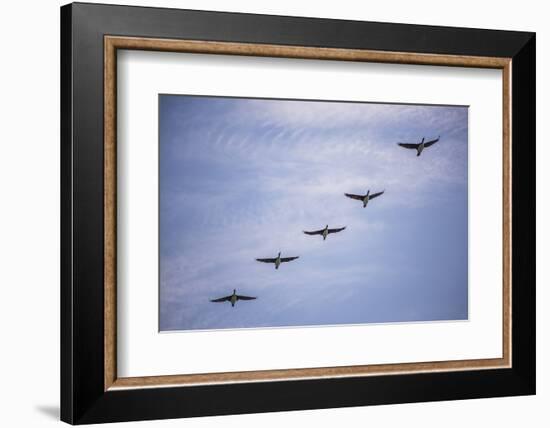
left=61, top=2, right=535, bottom=424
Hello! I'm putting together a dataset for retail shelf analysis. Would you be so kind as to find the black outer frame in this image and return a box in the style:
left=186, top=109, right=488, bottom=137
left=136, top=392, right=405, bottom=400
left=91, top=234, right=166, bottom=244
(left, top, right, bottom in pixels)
left=60, top=2, right=535, bottom=424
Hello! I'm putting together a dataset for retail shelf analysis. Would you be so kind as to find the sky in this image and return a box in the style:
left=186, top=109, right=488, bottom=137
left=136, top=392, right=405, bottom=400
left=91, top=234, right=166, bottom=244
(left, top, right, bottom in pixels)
left=159, top=94, right=468, bottom=332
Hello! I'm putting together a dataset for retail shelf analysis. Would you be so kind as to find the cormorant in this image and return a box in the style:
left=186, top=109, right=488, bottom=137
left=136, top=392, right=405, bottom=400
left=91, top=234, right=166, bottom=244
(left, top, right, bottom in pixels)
left=345, top=190, right=384, bottom=208
left=256, top=252, right=299, bottom=269
left=397, top=136, right=440, bottom=156
left=210, top=289, right=257, bottom=307
left=304, top=225, right=346, bottom=240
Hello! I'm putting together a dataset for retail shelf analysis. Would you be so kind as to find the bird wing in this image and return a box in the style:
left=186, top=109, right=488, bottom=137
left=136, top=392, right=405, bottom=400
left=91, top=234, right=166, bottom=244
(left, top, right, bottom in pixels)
left=423, top=136, right=440, bottom=148
left=344, top=193, right=365, bottom=201
left=256, top=258, right=277, bottom=263
left=236, top=295, right=257, bottom=301
left=368, top=191, right=384, bottom=200
left=327, top=226, right=346, bottom=234
left=280, top=256, right=299, bottom=263
left=397, top=143, right=419, bottom=149
left=210, top=295, right=231, bottom=303
left=303, top=229, right=324, bottom=236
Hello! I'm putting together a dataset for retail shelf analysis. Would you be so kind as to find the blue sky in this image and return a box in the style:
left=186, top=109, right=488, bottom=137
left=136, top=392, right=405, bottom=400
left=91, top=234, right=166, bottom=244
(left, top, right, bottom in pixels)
left=159, top=95, right=468, bottom=332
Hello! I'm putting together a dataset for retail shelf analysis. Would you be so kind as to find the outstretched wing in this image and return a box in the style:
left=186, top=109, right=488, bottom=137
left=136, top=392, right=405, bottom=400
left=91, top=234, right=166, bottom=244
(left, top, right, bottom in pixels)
left=327, top=226, right=346, bottom=234
left=423, top=136, right=440, bottom=148
left=256, top=258, right=277, bottom=263
left=397, top=143, right=419, bottom=149
left=236, top=295, right=257, bottom=301
left=303, top=229, right=324, bottom=236
left=210, top=295, right=231, bottom=303
left=280, top=256, right=299, bottom=263
left=344, top=193, right=365, bottom=201
left=368, top=191, right=384, bottom=200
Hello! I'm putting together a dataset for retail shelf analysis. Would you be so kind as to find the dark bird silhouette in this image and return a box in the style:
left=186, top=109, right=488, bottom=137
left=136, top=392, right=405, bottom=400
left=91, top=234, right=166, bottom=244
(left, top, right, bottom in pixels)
left=397, top=136, right=440, bottom=156
left=210, top=289, right=257, bottom=307
left=345, top=190, right=384, bottom=208
left=304, top=224, right=346, bottom=241
left=256, top=252, right=299, bottom=269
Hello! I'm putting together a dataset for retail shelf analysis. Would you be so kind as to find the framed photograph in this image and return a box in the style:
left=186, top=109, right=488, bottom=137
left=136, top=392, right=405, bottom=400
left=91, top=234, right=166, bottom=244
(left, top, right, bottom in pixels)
left=61, top=2, right=535, bottom=424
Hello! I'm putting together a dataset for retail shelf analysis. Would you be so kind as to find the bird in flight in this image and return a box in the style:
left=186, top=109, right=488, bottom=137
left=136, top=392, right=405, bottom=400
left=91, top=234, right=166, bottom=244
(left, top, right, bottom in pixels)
left=345, top=190, right=384, bottom=208
left=256, top=252, right=299, bottom=269
left=210, top=289, right=257, bottom=307
left=304, top=225, right=346, bottom=241
left=397, top=136, right=440, bottom=157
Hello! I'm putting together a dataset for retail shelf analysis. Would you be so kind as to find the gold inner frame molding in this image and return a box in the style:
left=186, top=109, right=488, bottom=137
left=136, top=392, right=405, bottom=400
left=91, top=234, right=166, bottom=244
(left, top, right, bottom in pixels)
left=104, top=35, right=512, bottom=391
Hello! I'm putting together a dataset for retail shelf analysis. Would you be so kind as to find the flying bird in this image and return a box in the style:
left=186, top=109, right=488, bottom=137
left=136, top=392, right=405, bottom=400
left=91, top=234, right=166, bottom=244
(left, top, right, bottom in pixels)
left=256, top=252, right=299, bottom=269
left=210, top=289, right=257, bottom=307
left=345, top=190, right=384, bottom=208
left=304, top=225, right=346, bottom=241
left=397, top=136, right=440, bottom=156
